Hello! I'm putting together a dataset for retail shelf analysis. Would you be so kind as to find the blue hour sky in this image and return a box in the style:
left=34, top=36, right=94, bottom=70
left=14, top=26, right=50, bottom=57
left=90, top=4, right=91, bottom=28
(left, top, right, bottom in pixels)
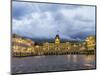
left=12, top=1, right=96, bottom=40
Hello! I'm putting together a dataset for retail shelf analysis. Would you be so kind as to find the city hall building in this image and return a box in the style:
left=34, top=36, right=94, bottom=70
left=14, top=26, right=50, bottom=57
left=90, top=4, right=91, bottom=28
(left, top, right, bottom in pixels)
left=12, top=34, right=96, bottom=56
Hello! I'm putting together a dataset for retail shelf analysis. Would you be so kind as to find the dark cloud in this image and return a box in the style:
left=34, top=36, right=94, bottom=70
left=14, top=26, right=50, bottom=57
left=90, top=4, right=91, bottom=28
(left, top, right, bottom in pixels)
left=12, top=1, right=96, bottom=40
left=73, top=15, right=94, bottom=22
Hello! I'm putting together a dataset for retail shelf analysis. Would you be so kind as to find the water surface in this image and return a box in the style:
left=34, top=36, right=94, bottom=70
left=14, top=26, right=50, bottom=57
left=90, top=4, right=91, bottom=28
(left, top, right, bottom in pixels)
left=11, top=55, right=96, bottom=74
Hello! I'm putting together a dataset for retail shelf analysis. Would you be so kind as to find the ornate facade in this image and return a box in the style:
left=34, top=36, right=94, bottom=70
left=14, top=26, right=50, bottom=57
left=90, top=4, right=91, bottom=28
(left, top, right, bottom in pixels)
left=85, top=35, right=96, bottom=50
left=12, top=34, right=96, bottom=56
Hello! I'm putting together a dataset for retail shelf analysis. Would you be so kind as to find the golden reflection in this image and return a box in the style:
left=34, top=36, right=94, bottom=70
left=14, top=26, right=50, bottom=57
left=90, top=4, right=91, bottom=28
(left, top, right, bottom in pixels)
left=73, top=55, right=77, bottom=63
left=84, top=55, right=95, bottom=63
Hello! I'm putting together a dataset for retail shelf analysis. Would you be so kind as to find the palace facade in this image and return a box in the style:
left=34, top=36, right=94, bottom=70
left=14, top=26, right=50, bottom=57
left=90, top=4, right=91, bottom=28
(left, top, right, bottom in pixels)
left=12, top=34, right=96, bottom=56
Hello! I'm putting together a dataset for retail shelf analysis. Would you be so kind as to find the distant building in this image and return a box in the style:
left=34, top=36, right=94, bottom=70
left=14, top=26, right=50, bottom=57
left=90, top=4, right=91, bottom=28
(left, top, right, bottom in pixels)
left=12, top=34, right=96, bottom=56
left=12, top=34, right=35, bottom=56
left=85, top=35, right=96, bottom=50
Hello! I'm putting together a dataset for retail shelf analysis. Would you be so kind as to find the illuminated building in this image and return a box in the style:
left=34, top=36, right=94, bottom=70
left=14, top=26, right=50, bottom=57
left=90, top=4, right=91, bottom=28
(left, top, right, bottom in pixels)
left=12, top=34, right=35, bottom=56
left=85, top=35, right=96, bottom=50
left=12, top=34, right=96, bottom=56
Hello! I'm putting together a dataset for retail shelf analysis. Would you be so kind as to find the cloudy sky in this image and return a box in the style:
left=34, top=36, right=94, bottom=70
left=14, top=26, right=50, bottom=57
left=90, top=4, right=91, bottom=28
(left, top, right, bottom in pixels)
left=12, top=1, right=96, bottom=40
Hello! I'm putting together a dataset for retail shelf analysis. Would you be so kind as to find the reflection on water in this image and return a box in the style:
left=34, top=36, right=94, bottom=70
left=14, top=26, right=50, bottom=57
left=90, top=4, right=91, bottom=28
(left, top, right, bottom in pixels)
left=73, top=55, right=77, bottom=63
left=84, top=55, right=95, bottom=63
left=11, top=55, right=96, bottom=74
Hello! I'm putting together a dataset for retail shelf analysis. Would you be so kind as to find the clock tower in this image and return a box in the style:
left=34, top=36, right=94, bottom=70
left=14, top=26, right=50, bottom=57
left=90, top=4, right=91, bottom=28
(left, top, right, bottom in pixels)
left=55, top=34, right=60, bottom=44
